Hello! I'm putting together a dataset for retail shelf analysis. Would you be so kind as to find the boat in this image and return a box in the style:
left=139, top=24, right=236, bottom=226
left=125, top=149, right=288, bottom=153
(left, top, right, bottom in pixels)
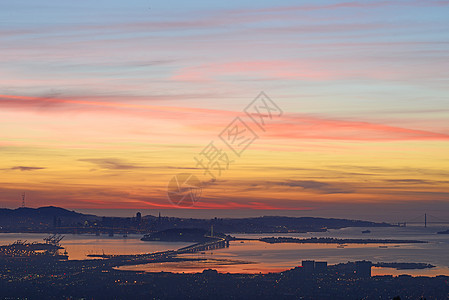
left=87, top=253, right=115, bottom=259
left=59, top=250, right=69, bottom=260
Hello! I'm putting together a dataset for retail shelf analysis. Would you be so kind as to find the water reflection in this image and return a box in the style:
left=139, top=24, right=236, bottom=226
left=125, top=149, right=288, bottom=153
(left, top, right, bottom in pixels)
left=115, top=239, right=449, bottom=276
left=116, top=226, right=449, bottom=276
left=0, top=233, right=192, bottom=260
left=2, top=225, right=449, bottom=276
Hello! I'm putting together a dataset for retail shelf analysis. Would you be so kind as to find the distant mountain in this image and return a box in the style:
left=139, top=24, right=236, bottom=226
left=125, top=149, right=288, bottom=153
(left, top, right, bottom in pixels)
left=0, top=206, right=392, bottom=234
left=0, top=206, right=98, bottom=218
left=0, top=206, right=85, bottom=218
left=0, top=206, right=98, bottom=231
left=144, top=214, right=392, bottom=233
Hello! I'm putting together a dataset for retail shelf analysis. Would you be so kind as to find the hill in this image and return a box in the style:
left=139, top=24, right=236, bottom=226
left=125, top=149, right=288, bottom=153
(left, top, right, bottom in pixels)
left=0, top=206, right=392, bottom=233
left=148, top=215, right=392, bottom=233
left=0, top=206, right=98, bottom=231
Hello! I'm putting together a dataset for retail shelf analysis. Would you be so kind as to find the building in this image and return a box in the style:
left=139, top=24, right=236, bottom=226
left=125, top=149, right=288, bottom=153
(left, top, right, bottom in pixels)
left=355, top=260, right=372, bottom=278
left=301, top=260, right=328, bottom=274
left=315, top=261, right=328, bottom=273
left=302, top=260, right=315, bottom=273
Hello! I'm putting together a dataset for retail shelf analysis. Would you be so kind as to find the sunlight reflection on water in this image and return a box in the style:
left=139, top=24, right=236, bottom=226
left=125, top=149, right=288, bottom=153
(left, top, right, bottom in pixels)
left=2, top=225, right=449, bottom=276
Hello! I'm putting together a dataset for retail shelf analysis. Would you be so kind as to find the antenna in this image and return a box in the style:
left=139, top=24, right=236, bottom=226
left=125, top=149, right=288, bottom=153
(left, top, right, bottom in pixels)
left=21, top=192, right=26, bottom=208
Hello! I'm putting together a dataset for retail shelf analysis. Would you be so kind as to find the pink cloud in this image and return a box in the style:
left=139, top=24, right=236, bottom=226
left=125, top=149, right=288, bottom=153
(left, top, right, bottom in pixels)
left=2, top=93, right=448, bottom=143
left=170, top=54, right=448, bottom=82
left=171, top=60, right=337, bottom=82
left=263, top=115, right=449, bottom=141
left=230, top=0, right=449, bottom=14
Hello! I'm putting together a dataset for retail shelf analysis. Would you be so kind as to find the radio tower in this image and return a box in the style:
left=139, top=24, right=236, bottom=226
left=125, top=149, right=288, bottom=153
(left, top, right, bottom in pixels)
left=21, top=192, right=25, bottom=208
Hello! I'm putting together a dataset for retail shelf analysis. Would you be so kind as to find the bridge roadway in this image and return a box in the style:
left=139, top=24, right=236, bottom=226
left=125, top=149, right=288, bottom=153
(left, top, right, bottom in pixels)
left=176, top=237, right=230, bottom=254
left=103, top=237, right=230, bottom=267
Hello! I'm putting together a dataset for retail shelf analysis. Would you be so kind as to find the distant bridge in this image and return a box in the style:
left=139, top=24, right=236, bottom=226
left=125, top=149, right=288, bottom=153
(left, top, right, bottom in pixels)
left=49, top=226, right=149, bottom=235
left=397, top=213, right=449, bottom=227
left=100, top=238, right=231, bottom=267
left=177, top=237, right=230, bottom=254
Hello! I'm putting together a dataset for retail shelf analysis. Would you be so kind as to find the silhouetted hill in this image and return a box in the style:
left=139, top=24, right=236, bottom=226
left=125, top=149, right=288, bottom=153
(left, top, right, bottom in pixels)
left=0, top=206, right=84, bottom=218
left=144, top=214, right=392, bottom=233
left=0, top=206, right=392, bottom=233
left=0, top=206, right=98, bottom=231
left=0, top=206, right=94, bottom=218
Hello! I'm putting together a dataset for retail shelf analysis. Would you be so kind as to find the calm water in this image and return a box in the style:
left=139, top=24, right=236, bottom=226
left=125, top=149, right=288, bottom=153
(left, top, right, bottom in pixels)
left=2, top=225, right=449, bottom=276
left=0, top=233, right=191, bottom=260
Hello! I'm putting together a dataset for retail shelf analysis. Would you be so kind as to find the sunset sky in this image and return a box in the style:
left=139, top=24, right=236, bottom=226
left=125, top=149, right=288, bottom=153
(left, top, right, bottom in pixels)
left=1, top=0, right=448, bottom=214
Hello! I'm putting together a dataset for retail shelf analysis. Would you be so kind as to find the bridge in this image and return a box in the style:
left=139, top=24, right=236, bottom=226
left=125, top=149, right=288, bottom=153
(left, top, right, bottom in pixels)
left=397, top=213, right=449, bottom=227
left=177, top=237, right=230, bottom=254
left=48, top=226, right=150, bottom=236
left=89, top=235, right=231, bottom=267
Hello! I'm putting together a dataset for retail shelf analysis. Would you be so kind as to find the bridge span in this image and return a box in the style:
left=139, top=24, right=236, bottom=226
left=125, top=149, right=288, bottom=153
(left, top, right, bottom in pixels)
left=177, top=237, right=230, bottom=254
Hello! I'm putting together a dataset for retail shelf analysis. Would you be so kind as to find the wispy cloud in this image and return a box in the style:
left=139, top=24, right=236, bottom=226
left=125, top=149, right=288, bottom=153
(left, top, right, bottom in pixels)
left=239, top=180, right=354, bottom=194
left=263, top=115, right=449, bottom=141
left=279, top=180, right=354, bottom=194
left=3, top=93, right=448, bottom=143
left=230, top=1, right=449, bottom=15
left=78, top=158, right=145, bottom=170
left=385, top=179, right=435, bottom=184
left=5, top=166, right=46, bottom=171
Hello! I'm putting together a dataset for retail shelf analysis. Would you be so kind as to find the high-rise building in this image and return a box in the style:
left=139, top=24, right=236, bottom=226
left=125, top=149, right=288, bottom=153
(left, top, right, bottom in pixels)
left=315, top=261, right=328, bottom=273
left=355, top=261, right=372, bottom=278
left=302, top=260, right=315, bottom=273
left=301, top=260, right=327, bottom=274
